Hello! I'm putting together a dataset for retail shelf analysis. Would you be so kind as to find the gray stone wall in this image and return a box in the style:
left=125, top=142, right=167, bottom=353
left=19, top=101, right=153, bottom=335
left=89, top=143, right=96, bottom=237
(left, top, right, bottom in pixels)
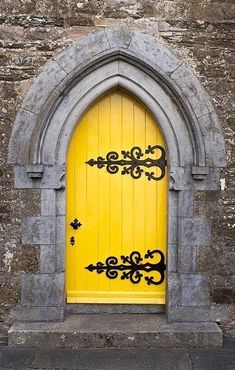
left=0, top=1, right=234, bottom=335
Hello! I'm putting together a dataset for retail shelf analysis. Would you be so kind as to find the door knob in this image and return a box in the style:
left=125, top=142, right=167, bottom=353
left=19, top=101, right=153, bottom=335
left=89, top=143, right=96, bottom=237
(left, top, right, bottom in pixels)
left=70, top=218, right=82, bottom=230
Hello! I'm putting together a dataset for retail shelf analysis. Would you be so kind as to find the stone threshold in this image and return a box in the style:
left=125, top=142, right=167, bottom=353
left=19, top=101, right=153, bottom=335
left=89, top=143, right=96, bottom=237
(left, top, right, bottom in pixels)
left=8, top=314, right=223, bottom=348
left=66, top=303, right=165, bottom=314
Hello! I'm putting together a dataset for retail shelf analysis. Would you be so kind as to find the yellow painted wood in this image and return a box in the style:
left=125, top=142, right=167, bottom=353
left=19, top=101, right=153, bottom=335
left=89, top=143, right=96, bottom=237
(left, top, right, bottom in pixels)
left=66, top=90, right=167, bottom=304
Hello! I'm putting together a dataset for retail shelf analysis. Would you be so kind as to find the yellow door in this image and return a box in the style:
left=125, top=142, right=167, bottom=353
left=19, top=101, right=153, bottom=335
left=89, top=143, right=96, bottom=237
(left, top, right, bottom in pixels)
left=66, top=90, right=167, bottom=304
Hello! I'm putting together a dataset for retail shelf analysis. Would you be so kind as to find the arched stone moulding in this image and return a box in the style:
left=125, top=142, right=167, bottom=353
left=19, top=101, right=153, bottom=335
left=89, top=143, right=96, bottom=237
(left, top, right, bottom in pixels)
left=8, top=27, right=226, bottom=170
left=8, top=27, right=226, bottom=323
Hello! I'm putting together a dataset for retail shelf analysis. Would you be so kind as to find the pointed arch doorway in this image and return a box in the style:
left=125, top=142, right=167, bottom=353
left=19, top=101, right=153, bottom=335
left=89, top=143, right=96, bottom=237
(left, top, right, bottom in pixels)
left=66, top=90, right=168, bottom=305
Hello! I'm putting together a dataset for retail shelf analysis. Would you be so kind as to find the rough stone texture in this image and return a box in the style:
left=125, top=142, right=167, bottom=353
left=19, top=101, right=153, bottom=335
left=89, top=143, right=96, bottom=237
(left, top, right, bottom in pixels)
left=9, top=305, right=64, bottom=322
left=0, top=0, right=234, bottom=335
left=168, top=273, right=210, bottom=308
left=8, top=314, right=223, bottom=348
left=21, top=273, right=64, bottom=307
left=180, top=218, right=211, bottom=246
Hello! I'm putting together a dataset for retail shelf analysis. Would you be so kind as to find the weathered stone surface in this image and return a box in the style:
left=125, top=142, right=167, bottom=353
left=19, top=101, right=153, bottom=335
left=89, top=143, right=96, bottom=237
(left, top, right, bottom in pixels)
left=21, top=60, right=67, bottom=115
left=0, top=0, right=234, bottom=336
left=180, top=218, right=211, bottom=246
left=0, top=243, right=39, bottom=274
left=14, top=165, right=65, bottom=189
left=168, top=304, right=233, bottom=323
left=180, top=274, right=210, bottom=307
left=39, top=245, right=56, bottom=273
left=128, top=31, right=182, bottom=74
left=66, top=303, right=165, bottom=314
left=0, top=276, right=21, bottom=306
left=105, top=26, right=134, bottom=48
left=53, top=29, right=110, bottom=73
left=168, top=273, right=210, bottom=308
left=55, top=243, right=65, bottom=272
left=22, top=216, right=55, bottom=245
left=21, top=273, right=64, bottom=307
left=9, top=305, right=64, bottom=322
left=7, top=109, right=37, bottom=165
left=168, top=217, right=178, bottom=244
left=168, top=307, right=212, bottom=323
left=8, top=314, right=223, bottom=348
left=211, top=275, right=235, bottom=305
left=178, top=191, right=194, bottom=217
left=178, top=245, right=197, bottom=273
left=171, top=62, right=214, bottom=117
left=167, top=244, right=178, bottom=272
left=41, top=189, right=56, bottom=216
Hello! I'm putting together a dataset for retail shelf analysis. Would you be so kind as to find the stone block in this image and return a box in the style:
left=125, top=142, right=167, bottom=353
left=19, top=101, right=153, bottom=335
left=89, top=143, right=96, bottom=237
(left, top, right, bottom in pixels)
left=180, top=274, right=210, bottom=307
left=196, top=245, right=211, bottom=273
left=41, top=189, right=56, bottom=216
left=40, top=245, right=56, bottom=273
left=180, top=218, right=211, bottom=246
left=167, top=244, right=178, bottom=272
left=168, top=307, right=212, bottom=322
left=55, top=243, right=65, bottom=272
left=56, top=216, right=65, bottom=244
left=21, top=61, right=67, bottom=115
left=10, top=305, right=64, bottom=322
left=8, top=109, right=37, bottom=165
left=54, top=29, right=110, bottom=74
left=178, top=245, right=197, bottom=273
left=26, top=165, right=44, bottom=178
left=21, top=273, right=64, bottom=307
left=128, top=31, right=182, bottom=74
left=167, top=272, right=181, bottom=307
left=198, top=111, right=226, bottom=167
left=22, top=216, right=55, bottom=245
left=171, top=63, right=214, bottom=117
left=8, top=314, right=223, bottom=348
left=168, top=217, right=178, bottom=244
left=168, top=273, right=210, bottom=308
left=56, top=189, right=65, bottom=215
left=170, top=166, right=221, bottom=191
left=168, top=305, right=232, bottom=324
left=168, top=190, right=178, bottom=217
left=178, top=191, right=194, bottom=217
left=105, top=27, right=134, bottom=49
left=14, top=165, right=65, bottom=189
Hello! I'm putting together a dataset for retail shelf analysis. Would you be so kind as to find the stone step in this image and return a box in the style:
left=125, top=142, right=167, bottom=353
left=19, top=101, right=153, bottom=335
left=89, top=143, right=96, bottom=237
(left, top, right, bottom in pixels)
left=66, top=303, right=165, bottom=314
left=8, top=314, right=223, bottom=348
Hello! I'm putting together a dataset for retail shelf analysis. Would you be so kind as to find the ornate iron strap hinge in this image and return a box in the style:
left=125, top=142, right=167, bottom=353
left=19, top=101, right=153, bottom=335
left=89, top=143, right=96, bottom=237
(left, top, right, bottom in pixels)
left=85, top=249, right=166, bottom=286
left=86, top=145, right=167, bottom=181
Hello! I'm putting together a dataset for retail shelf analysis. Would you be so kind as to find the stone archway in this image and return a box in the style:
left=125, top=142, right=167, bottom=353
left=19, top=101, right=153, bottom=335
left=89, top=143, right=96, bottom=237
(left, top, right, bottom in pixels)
left=8, top=27, right=226, bottom=326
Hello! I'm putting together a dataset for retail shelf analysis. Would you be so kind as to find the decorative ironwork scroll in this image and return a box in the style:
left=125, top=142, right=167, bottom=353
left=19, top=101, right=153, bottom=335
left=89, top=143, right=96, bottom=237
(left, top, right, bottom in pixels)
left=85, top=249, right=166, bottom=285
left=86, top=145, right=167, bottom=181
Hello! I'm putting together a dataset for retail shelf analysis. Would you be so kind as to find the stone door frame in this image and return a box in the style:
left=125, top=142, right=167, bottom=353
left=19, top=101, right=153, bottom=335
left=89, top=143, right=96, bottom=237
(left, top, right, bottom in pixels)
left=8, top=27, right=226, bottom=323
